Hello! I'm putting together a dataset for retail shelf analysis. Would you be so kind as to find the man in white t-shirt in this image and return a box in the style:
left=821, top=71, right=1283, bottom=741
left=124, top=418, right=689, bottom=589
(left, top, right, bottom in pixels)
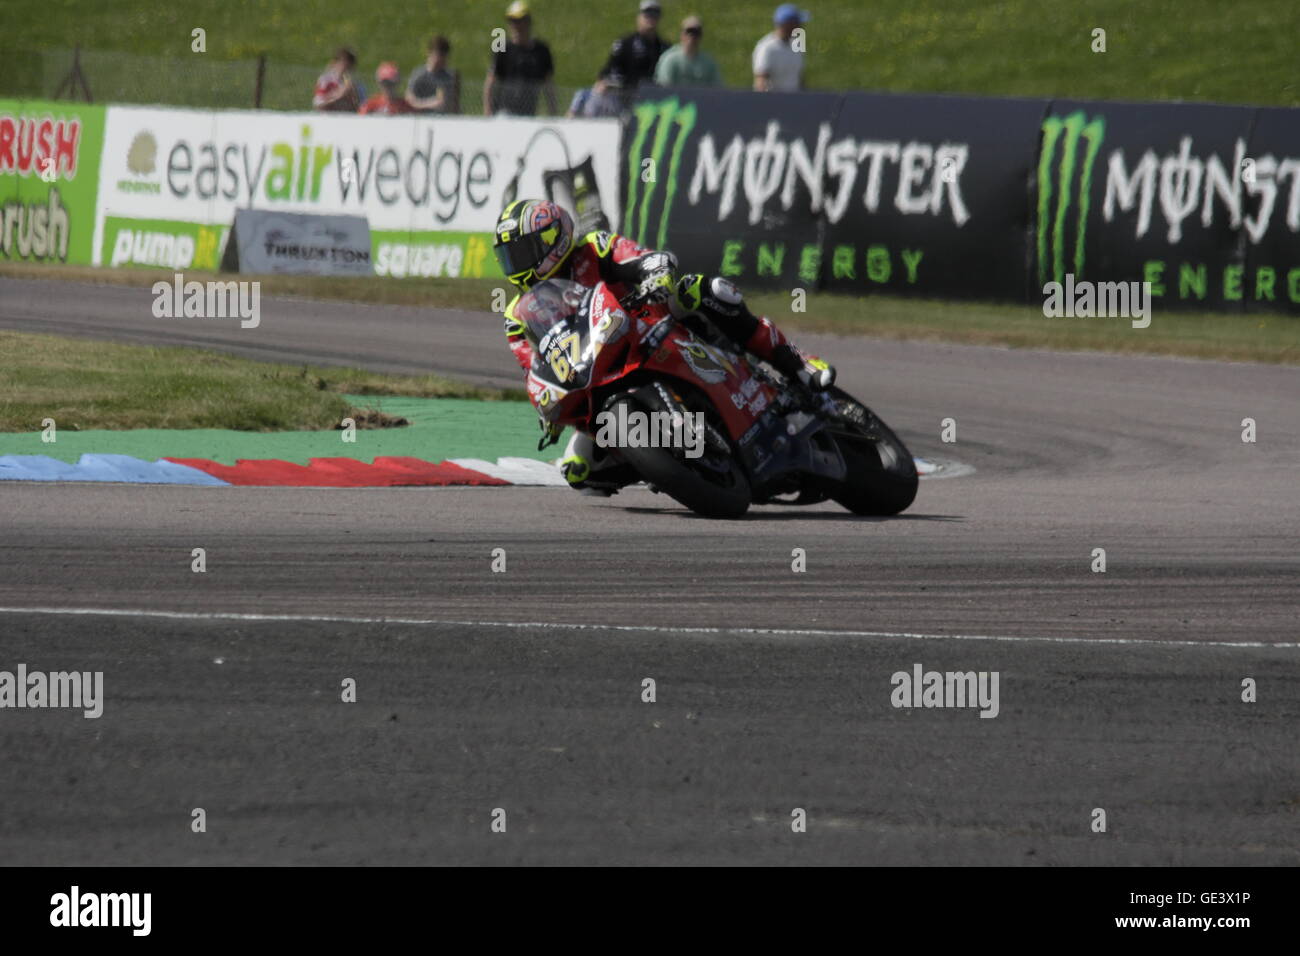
left=752, top=4, right=809, bottom=92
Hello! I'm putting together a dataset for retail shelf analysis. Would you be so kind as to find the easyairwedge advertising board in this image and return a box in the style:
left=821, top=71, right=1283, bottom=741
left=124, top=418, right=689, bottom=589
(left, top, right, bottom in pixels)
left=93, top=106, right=622, bottom=278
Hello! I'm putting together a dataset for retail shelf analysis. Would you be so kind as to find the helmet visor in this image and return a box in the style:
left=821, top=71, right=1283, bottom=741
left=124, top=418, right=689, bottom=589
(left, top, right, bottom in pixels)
left=494, top=232, right=550, bottom=287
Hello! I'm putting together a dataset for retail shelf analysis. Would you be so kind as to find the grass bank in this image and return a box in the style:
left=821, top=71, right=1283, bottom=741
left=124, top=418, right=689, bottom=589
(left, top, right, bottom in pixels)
left=0, top=329, right=523, bottom=433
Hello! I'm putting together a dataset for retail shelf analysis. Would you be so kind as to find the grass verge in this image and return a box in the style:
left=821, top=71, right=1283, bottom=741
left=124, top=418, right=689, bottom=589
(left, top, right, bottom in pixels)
left=0, top=329, right=523, bottom=433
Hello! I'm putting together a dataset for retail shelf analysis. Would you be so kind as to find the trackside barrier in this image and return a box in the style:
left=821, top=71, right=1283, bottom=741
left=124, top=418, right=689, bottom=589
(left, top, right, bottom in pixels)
left=0, top=98, right=621, bottom=280
left=6, top=92, right=1299, bottom=312
left=623, top=89, right=1300, bottom=313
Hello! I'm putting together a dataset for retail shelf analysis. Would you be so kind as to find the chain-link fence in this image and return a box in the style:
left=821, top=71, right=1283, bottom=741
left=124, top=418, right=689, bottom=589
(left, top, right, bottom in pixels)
left=1, top=47, right=588, bottom=116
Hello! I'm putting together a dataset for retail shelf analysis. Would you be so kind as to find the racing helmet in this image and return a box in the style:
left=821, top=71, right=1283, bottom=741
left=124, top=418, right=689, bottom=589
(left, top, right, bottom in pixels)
left=493, top=199, right=575, bottom=292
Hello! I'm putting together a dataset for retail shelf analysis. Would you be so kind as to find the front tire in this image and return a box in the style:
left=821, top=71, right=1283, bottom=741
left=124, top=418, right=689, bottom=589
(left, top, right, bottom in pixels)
left=826, top=392, right=918, bottom=516
left=609, top=395, right=751, bottom=519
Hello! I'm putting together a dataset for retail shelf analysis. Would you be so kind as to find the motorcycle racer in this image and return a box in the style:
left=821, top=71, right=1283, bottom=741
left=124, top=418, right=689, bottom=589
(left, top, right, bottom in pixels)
left=492, top=198, right=836, bottom=490
left=494, top=198, right=674, bottom=370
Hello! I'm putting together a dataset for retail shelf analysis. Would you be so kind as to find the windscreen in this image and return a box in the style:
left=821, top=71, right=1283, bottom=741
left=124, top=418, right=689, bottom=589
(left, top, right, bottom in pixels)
left=514, top=279, right=587, bottom=342
left=518, top=279, right=595, bottom=388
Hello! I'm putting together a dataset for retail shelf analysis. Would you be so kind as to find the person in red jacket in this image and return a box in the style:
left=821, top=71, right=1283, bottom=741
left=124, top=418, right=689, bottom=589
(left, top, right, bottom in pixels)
left=492, top=198, right=835, bottom=490
left=359, top=62, right=415, bottom=115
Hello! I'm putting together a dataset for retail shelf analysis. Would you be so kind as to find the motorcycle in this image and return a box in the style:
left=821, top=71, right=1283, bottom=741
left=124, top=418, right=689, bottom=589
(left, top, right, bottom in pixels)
left=517, top=278, right=918, bottom=519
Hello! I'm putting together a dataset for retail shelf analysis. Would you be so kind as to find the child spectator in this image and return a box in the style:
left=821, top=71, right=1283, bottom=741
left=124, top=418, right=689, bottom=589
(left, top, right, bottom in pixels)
left=407, top=35, right=460, bottom=114
left=566, top=74, right=626, bottom=118
left=313, top=47, right=363, bottom=111
left=361, top=62, right=416, bottom=114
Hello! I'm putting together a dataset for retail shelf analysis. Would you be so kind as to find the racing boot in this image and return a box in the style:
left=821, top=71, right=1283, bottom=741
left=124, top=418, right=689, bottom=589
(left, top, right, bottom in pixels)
left=741, top=311, right=836, bottom=391
left=677, top=274, right=836, bottom=391
left=559, top=430, right=638, bottom=495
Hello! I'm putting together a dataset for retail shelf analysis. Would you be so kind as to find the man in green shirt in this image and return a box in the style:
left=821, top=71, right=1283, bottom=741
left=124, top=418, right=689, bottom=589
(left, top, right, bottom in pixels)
left=653, top=15, right=723, bottom=87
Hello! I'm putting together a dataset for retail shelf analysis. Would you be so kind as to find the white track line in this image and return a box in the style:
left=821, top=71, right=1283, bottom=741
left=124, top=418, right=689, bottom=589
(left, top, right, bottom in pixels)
left=0, top=606, right=1293, bottom=649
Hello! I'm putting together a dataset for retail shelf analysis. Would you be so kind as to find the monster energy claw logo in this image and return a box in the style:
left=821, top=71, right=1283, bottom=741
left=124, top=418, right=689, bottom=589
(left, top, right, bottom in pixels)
left=1037, top=111, right=1105, bottom=285
left=624, top=97, right=697, bottom=249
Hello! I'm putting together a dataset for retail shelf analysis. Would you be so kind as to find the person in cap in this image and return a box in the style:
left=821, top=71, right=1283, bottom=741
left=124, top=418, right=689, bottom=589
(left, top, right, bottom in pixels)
left=752, top=3, right=809, bottom=92
left=654, top=15, right=722, bottom=87
left=360, top=62, right=415, bottom=114
left=600, top=1, right=670, bottom=88
left=484, top=1, right=558, bottom=116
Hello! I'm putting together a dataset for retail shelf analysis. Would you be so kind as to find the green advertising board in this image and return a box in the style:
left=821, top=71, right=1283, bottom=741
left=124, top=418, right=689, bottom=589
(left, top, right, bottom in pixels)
left=0, top=98, right=106, bottom=266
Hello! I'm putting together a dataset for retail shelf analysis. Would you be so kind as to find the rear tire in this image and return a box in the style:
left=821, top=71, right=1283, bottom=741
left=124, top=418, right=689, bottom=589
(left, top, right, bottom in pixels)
left=610, top=395, right=751, bottom=519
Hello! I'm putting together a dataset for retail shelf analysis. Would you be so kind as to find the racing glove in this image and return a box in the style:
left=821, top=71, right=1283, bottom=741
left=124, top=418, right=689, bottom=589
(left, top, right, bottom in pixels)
left=623, top=252, right=678, bottom=308
left=538, top=419, right=563, bottom=451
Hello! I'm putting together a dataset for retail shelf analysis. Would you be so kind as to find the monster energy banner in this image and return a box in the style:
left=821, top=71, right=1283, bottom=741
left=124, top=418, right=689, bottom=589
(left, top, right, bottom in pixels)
left=824, top=93, right=1043, bottom=299
left=1243, top=107, right=1300, bottom=311
left=623, top=91, right=842, bottom=288
left=624, top=89, right=1300, bottom=312
left=1039, top=100, right=1274, bottom=312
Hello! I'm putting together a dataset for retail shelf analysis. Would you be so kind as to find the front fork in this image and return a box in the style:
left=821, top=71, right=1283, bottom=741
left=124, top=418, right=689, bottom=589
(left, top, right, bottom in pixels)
left=602, top=382, right=734, bottom=472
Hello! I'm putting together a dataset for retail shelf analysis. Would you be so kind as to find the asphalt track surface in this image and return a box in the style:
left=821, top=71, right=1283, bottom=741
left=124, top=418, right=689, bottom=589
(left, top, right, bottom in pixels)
left=1, top=278, right=1297, bottom=865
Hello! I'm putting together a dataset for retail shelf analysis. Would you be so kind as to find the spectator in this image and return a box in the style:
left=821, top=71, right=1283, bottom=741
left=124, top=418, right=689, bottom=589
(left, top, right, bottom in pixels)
left=654, top=15, right=722, bottom=87
left=484, top=1, right=558, bottom=116
left=407, top=36, right=460, bottom=114
left=601, top=1, right=669, bottom=88
left=360, top=62, right=416, bottom=114
left=752, top=4, right=809, bottom=92
left=313, top=47, right=363, bottom=112
left=566, top=74, right=625, bottom=118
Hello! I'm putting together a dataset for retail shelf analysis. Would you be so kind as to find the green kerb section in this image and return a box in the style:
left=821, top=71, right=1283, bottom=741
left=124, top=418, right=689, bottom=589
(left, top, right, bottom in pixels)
left=0, top=396, right=554, bottom=467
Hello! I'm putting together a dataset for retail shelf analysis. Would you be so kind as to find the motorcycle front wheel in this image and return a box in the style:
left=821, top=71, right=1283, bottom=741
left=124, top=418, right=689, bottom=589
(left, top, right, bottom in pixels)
left=608, top=393, right=751, bottom=519
left=825, top=389, right=918, bottom=516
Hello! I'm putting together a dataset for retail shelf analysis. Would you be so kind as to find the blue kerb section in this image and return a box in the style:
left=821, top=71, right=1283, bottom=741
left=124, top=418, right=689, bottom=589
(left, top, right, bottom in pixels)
left=0, top=454, right=229, bottom=485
